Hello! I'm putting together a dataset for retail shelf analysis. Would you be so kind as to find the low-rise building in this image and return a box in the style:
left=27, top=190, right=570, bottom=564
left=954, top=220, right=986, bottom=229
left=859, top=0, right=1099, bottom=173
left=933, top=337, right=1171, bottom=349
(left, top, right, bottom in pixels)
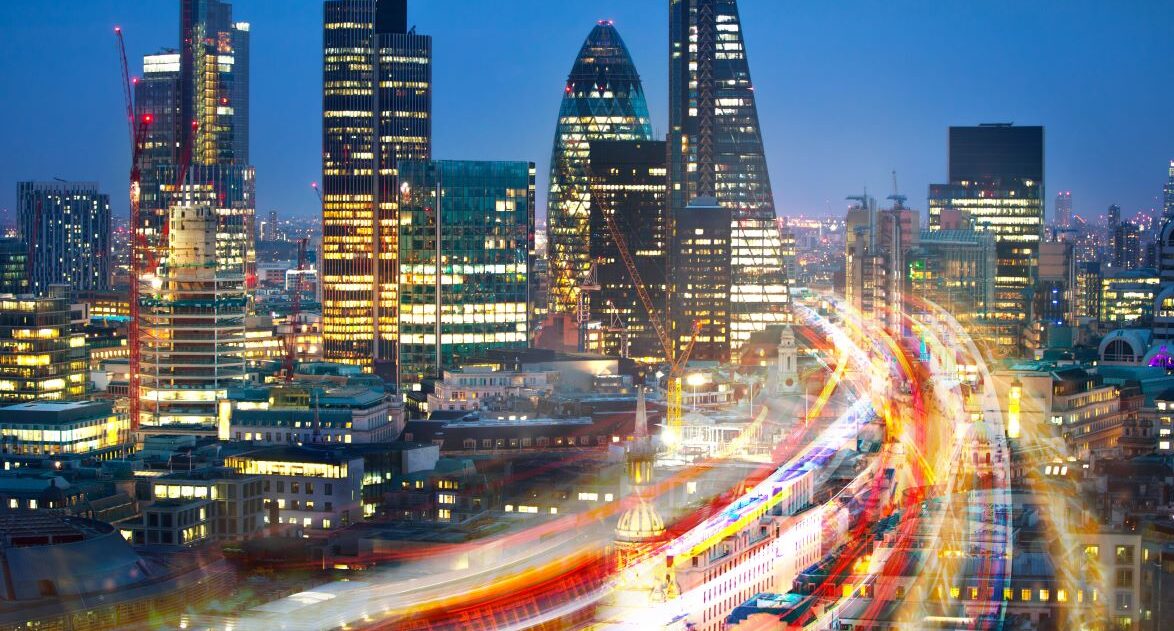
left=426, top=366, right=559, bottom=414
left=0, top=400, right=131, bottom=460
left=228, top=384, right=402, bottom=445
left=141, top=466, right=265, bottom=542
left=225, top=446, right=365, bottom=532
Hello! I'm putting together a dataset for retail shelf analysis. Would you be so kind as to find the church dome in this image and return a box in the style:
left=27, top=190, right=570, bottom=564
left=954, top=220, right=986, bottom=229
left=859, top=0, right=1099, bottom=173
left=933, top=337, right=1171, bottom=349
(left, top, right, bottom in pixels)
left=615, top=496, right=665, bottom=543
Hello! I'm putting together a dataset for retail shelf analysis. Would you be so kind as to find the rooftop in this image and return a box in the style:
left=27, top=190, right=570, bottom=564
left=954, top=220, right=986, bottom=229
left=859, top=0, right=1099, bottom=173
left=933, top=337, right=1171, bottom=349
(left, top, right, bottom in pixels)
left=0, top=400, right=116, bottom=425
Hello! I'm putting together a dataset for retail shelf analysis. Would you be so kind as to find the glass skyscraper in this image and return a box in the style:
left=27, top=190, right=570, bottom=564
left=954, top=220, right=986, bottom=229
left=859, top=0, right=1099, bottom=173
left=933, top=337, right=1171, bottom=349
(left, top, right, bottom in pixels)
left=17, top=181, right=111, bottom=294
left=135, top=0, right=255, bottom=285
left=668, top=0, right=790, bottom=355
left=322, top=0, right=431, bottom=382
left=547, top=21, right=653, bottom=318
left=396, top=160, right=534, bottom=386
left=587, top=140, right=668, bottom=363
left=929, top=124, right=1044, bottom=356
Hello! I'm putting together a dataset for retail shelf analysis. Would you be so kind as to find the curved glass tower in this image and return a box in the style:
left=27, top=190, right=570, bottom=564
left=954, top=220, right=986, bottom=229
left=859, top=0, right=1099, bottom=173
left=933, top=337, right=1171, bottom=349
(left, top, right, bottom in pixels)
left=547, top=21, right=654, bottom=317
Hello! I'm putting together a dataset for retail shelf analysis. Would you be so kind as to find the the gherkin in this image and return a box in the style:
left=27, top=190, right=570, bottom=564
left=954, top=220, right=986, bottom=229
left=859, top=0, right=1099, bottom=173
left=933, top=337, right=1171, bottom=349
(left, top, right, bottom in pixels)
left=547, top=21, right=654, bottom=317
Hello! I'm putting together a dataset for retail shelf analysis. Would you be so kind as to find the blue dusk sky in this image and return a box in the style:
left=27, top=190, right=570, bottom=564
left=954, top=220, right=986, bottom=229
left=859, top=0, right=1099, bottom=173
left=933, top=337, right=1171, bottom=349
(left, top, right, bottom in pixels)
left=0, top=0, right=1170, bottom=224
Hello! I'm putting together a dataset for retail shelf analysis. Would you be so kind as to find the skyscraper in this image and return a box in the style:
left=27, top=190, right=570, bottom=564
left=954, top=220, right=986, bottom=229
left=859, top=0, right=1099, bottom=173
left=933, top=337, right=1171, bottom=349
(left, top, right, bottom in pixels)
left=1055, top=191, right=1072, bottom=228
left=139, top=204, right=246, bottom=434
left=668, top=0, right=790, bottom=355
left=135, top=1, right=254, bottom=285
left=587, top=140, right=668, bottom=363
left=929, top=124, right=1044, bottom=356
left=1164, top=160, right=1174, bottom=222
left=17, top=181, right=111, bottom=294
left=547, top=21, right=653, bottom=318
left=673, top=199, right=732, bottom=363
left=396, top=160, right=533, bottom=386
left=321, top=0, right=431, bottom=381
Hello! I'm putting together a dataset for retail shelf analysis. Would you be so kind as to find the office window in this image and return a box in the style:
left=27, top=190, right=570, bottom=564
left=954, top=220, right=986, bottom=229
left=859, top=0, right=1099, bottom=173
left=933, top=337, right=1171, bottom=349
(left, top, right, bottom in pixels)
left=1117, top=545, right=1135, bottom=564
left=1116, top=568, right=1133, bottom=587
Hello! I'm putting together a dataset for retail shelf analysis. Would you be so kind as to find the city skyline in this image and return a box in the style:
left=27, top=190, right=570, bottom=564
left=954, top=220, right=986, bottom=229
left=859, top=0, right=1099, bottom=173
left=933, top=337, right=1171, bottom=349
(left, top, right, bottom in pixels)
left=1, top=1, right=1171, bottom=224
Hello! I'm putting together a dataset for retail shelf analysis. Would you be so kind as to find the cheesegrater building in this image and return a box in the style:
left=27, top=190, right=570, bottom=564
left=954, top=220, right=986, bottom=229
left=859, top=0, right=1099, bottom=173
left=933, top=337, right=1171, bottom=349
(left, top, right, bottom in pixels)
left=547, top=21, right=654, bottom=319
left=321, top=0, right=431, bottom=382
left=668, top=0, right=790, bottom=357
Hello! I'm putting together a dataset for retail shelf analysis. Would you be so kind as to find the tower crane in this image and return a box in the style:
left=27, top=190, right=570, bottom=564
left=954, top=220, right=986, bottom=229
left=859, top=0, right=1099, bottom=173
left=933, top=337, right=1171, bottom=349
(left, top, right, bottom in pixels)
left=116, top=26, right=153, bottom=432
left=593, top=189, right=699, bottom=448
left=118, top=25, right=197, bottom=432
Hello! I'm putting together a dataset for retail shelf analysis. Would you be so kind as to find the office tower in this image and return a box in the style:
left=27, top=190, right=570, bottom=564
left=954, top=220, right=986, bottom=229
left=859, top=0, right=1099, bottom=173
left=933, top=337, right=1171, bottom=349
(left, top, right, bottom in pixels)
left=1074, top=261, right=1102, bottom=322
left=929, top=124, right=1044, bottom=356
left=1108, top=203, right=1122, bottom=228
left=1055, top=191, right=1072, bottom=228
left=587, top=140, right=668, bottom=363
left=139, top=205, right=246, bottom=435
left=16, top=181, right=111, bottom=294
left=1099, top=269, right=1159, bottom=326
left=0, top=238, right=28, bottom=295
left=321, top=0, right=431, bottom=381
left=1114, top=221, right=1142, bottom=270
left=673, top=199, right=731, bottom=363
left=843, top=195, right=875, bottom=314
left=396, top=160, right=533, bottom=387
left=0, top=294, right=86, bottom=403
left=136, top=0, right=255, bottom=289
left=547, top=21, right=654, bottom=318
left=1165, top=161, right=1174, bottom=221
left=260, top=209, right=279, bottom=242
left=669, top=0, right=790, bottom=355
left=1036, top=241, right=1075, bottom=326
left=908, top=228, right=996, bottom=327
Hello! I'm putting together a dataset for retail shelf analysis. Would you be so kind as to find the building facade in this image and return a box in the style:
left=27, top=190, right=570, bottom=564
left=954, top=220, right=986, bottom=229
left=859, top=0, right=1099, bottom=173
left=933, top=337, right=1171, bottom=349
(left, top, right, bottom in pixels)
left=0, top=401, right=130, bottom=459
left=135, top=0, right=255, bottom=288
left=395, top=160, right=533, bottom=387
left=17, top=181, right=110, bottom=294
left=321, top=0, right=431, bottom=379
left=546, top=21, right=654, bottom=318
left=0, top=238, right=27, bottom=295
left=929, top=124, right=1045, bottom=356
left=672, top=199, right=732, bottom=363
left=587, top=140, right=668, bottom=363
left=0, top=294, right=86, bottom=404
left=668, top=0, right=790, bottom=355
left=139, top=205, right=246, bottom=434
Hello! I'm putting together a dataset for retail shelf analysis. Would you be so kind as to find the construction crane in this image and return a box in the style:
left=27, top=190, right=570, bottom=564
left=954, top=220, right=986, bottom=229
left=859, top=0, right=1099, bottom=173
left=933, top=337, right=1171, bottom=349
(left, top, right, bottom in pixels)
left=116, top=26, right=153, bottom=433
left=577, top=262, right=600, bottom=352
left=596, top=196, right=699, bottom=448
left=283, top=238, right=309, bottom=382
left=118, top=25, right=197, bottom=432
left=604, top=299, right=630, bottom=359
left=888, top=170, right=907, bottom=209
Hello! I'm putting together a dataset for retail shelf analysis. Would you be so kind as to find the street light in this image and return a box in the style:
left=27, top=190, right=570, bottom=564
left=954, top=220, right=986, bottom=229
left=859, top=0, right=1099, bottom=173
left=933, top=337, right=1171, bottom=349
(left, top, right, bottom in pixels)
left=686, top=373, right=706, bottom=411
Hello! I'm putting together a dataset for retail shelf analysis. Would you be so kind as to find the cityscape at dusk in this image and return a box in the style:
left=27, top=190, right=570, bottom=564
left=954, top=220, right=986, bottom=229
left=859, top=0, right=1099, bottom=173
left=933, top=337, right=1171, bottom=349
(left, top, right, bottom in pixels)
left=0, top=1, right=1172, bottom=630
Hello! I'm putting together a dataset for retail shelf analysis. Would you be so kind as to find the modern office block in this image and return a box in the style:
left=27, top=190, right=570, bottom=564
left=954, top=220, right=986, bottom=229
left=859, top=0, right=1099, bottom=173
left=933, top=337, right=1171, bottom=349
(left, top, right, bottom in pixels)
left=587, top=140, right=668, bottom=363
left=396, top=160, right=534, bottom=387
left=0, top=294, right=86, bottom=404
left=672, top=198, right=732, bottom=363
left=321, top=0, right=431, bottom=380
left=17, top=181, right=110, bottom=294
left=929, top=124, right=1044, bottom=355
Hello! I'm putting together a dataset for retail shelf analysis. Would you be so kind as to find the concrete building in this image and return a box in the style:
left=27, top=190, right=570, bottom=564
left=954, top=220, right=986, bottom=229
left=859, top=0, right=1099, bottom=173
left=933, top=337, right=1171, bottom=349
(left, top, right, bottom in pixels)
left=426, top=366, right=559, bottom=414
left=229, top=384, right=402, bottom=445
left=139, top=204, right=247, bottom=435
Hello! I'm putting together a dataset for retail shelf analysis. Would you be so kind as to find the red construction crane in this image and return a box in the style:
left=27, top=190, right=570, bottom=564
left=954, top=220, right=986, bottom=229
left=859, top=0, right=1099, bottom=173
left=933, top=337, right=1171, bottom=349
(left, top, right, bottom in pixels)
left=116, top=26, right=153, bottom=433
left=283, top=238, right=309, bottom=382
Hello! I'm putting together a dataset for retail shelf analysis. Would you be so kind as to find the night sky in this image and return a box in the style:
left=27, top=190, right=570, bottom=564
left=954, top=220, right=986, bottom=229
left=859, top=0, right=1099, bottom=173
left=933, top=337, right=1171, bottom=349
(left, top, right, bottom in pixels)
left=0, top=0, right=1170, bottom=225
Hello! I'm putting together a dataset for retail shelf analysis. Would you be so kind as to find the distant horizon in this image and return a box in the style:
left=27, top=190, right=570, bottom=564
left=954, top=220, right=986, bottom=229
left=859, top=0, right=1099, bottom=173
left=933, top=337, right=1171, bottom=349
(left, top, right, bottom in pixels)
left=0, top=1, right=1170, bottom=223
